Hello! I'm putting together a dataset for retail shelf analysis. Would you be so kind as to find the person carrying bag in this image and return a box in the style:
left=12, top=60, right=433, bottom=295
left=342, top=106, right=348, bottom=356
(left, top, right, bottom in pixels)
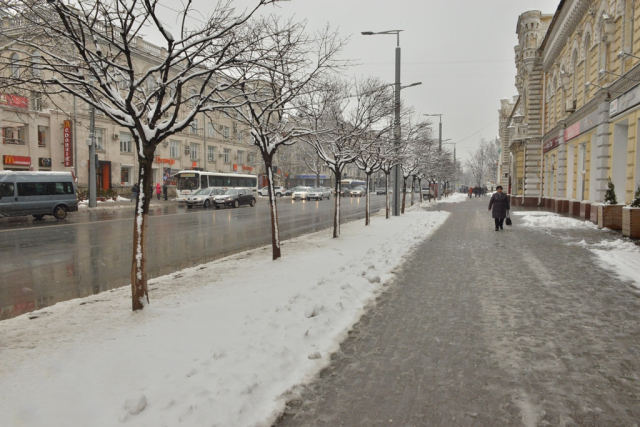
left=488, top=185, right=510, bottom=231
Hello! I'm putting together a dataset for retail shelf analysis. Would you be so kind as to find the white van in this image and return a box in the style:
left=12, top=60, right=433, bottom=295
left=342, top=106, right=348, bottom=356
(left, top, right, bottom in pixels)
left=0, top=171, right=78, bottom=220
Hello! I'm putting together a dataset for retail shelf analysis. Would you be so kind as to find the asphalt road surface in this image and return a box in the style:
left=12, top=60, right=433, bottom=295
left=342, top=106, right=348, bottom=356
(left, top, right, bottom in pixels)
left=0, top=195, right=389, bottom=320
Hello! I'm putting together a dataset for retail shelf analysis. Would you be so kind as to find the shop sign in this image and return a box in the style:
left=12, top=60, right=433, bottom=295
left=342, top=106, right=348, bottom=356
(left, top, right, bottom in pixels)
left=296, top=174, right=329, bottom=179
left=543, top=136, right=560, bottom=153
left=233, top=164, right=238, bottom=171
left=63, top=120, right=72, bottom=167
left=610, top=83, right=640, bottom=118
left=242, top=165, right=253, bottom=171
left=155, top=157, right=176, bottom=165
left=3, top=155, right=31, bottom=166
left=38, top=157, right=52, bottom=167
left=0, top=93, right=28, bottom=109
left=563, top=110, right=599, bottom=142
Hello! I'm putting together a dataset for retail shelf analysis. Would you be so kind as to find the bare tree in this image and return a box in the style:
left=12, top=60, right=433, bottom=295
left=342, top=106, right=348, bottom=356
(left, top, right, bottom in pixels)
left=298, top=76, right=392, bottom=237
left=225, top=16, right=347, bottom=260
left=5, top=0, right=286, bottom=310
left=466, top=138, right=498, bottom=188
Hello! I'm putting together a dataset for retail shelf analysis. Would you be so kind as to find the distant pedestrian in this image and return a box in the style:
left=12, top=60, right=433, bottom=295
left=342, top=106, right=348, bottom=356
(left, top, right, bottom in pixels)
left=468, top=187, right=473, bottom=198
left=488, top=185, right=510, bottom=231
left=131, top=183, right=139, bottom=202
left=155, top=182, right=161, bottom=200
left=163, top=182, right=168, bottom=201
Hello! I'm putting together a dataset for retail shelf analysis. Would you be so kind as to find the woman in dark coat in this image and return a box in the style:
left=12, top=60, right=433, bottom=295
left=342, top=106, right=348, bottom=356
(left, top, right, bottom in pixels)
left=488, top=185, right=510, bottom=231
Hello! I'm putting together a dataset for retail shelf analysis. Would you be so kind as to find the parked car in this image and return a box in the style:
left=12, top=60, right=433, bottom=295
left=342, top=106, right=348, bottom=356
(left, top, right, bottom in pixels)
left=349, top=186, right=366, bottom=197
left=213, top=188, right=256, bottom=208
left=306, top=187, right=331, bottom=201
left=258, top=186, right=284, bottom=197
left=291, top=187, right=313, bottom=200
left=0, top=171, right=78, bottom=220
left=284, top=186, right=304, bottom=196
left=185, top=188, right=224, bottom=208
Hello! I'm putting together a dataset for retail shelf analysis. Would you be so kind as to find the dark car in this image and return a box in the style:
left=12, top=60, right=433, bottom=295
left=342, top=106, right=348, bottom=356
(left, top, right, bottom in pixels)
left=213, top=188, right=256, bottom=209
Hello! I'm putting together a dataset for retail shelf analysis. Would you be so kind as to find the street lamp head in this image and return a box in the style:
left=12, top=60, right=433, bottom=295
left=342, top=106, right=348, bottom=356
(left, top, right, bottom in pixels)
left=361, top=31, right=374, bottom=35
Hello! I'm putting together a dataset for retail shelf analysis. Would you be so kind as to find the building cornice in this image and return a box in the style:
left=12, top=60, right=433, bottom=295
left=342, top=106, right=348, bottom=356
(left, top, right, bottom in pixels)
left=541, top=0, right=594, bottom=72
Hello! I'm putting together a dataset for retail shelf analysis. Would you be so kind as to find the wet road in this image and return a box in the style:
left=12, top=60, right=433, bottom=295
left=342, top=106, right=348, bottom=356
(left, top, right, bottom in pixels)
left=276, top=197, right=640, bottom=426
left=0, top=196, right=387, bottom=320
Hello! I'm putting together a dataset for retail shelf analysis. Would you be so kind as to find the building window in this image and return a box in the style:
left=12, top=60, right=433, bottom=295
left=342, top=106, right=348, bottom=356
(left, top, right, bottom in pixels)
left=170, top=140, right=179, bottom=158
left=120, top=132, right=133, bottom=152
left=94, top=128, right=104, bottom=150
left=207, top=145, right=215, bottom=161
left=120, top=166, right=133, bottom=185
left=190, top=142, right=198, bottom=160
left=237, top=150, right=244, bottom=165
left=223, top=126, right=229, bottom=139
left=38, top=125, right=47, bottom=147
left=189, top=89, right=197, bottom=108
left=237, top=130, right=244, bottom=142
left=223, top=148, right=231, bottom=163
left=208, top=122, right=215, bottom=137
left=190, top=119, right=199, bottom=135
left=10, top=53, right=19, bottom=78
left=31, top=51, right=41, bottom=77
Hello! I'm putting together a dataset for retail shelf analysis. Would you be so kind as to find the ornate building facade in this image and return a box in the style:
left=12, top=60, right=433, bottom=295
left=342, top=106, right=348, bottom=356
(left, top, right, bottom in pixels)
left=502, top=0, right=640, bottom=219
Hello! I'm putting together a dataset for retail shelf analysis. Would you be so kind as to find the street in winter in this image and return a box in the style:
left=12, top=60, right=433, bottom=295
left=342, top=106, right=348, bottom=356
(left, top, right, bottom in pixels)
left=3, top=0, right=640, bottom=426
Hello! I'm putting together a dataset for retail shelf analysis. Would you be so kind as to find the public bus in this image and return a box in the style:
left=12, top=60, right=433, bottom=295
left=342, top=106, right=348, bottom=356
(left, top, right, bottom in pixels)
left=173, top=171, right=259, bottom=202
left=339, top=179, right=367, bottom=196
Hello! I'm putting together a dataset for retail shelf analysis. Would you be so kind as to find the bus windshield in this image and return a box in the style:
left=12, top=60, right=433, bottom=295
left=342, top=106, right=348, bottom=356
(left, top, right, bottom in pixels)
left=176, top=174, right=198, bottom=191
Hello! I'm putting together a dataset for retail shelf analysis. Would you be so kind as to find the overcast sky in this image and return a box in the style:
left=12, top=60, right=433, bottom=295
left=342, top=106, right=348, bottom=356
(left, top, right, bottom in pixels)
left=157, top=0, right=561, bottom=162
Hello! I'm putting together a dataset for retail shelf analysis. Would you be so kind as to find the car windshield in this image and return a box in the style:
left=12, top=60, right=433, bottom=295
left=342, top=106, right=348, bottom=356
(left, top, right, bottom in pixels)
left=311, top=188, right=322, bottom=192
left=223, top=189, right=239, bottom=195
left=194, top=188, right=210, bottom=195
left=353, top=187, right=364, bottom=191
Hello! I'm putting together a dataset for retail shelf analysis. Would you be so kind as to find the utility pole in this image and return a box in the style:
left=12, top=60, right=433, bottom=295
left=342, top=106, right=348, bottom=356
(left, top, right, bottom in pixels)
left=88, top=105, right=97, bottom=208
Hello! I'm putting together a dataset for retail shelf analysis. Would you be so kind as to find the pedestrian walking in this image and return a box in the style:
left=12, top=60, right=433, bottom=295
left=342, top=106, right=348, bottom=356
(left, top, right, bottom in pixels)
left=162, top=182, right=168, bottom=201
left=131, top=183, right=139, bottom=202
left=488, top=185, right=510, bottom=231
left=468, top=187, right=473, bottom=198
left=155, top=182, right=161, bottom=200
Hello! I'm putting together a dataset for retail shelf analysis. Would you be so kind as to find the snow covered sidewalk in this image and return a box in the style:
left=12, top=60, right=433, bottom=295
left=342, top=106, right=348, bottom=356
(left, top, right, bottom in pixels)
left=0, top=209, right=449, bottom=427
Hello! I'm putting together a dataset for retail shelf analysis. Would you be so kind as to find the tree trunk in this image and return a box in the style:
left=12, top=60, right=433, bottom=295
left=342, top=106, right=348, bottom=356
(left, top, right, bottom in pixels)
left=316, top=172, right=320, bottom=188
left=130, top=155, right=153, bottom=311
left=385, top=172, right=390, bottom=219
left=263, top=155, right=281, bottom=260
left=418, top=177, right=423, bottom=203
left=333, top=170, right=342, bottom=237
left=365, top=173, right=371, bottom=226
left=401, top=177, right=407, bottom=214
left=410, top=176, right=415, bottom=206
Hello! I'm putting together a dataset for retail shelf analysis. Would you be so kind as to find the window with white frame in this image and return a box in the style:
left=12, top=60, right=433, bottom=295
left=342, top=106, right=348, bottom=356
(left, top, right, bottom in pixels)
left=208, top=122, right=215, bottom=137
left=95, top=128, right=105, bottom=150
left=207, top=145, right=215, bottom=161
left=237, top=150, right=244, bottom=165
left=223, top=148, right=231, bottom=163
left=37, top=125, right=47, bottom=147
left=120, top=166, right=133, bottom=185
left=32, top=91, right=43, bottom=111
left=190, top=142, right=198, bottom=160
left=190, top=119, right=199, bottom=134
left=237, top=129, right=244, bottom=142
left=31, top=51, right=41, bottom=77
left=10, top=53, right=19, bottom=78
left=120, top=132, right=133, bottom=152
left=223, top=126, right=229, bottom=139
left=170, top=140, right=179, bottom=158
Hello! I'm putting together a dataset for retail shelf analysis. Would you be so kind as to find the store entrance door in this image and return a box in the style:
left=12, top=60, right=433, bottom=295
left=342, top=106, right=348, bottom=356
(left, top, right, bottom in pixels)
left=96, top=161, right=111, bottom=190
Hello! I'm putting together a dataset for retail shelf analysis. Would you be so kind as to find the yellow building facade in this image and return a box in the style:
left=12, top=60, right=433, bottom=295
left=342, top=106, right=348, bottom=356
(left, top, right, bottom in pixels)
left=503, top=0, right=640, bottom=218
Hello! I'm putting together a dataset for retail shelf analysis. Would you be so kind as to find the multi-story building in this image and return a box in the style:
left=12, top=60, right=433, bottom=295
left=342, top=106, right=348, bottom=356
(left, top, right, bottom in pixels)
left=0, top=18, right=262, bottom=193
left=503, top=0, right=640, bottom=219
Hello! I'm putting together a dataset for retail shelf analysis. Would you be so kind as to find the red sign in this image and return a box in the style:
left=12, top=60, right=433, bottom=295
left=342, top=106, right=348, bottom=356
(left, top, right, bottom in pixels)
left=191, top=161, right=197, bottom=168
left=3, top=155, right=31, bottom=166
left=0, top=93, right=28, bottom=109
left=543, top=136, right=560, bottom=153
left=233, top=164, right=238, bottom=171
left=155, top=157, right=176, bottom=165
left=242, top=165, right=253, bottom=171
left=63, top=120, right=73, bottom=167
left=564, top=121, right=580, bottom=142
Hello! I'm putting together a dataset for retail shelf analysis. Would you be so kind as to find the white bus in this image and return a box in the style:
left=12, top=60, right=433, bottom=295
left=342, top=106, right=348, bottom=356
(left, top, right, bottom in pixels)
left=340, top=179, right=366, bottom=190
left=173, top=171, right=259, bottom=202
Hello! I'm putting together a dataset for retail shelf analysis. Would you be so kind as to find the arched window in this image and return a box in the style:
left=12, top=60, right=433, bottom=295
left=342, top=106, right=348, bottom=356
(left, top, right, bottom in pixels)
left=584, top=33, right=592, bottom=99
left=598, top=17, right=609, bottom=73
left=31, top=51, right=41, bottom=77
left=572, top=49, right=579, bottom=102
left=10, top=53, right=19, bottom=78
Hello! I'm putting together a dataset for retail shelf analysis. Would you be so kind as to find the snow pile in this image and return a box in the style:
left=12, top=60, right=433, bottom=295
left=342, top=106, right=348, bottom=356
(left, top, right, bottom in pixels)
left=0, top=209, right=450, bottom=427
left=515, top=212, right=597, bottom=229
left=569, top=239, right=640, bottom=289
left=411, top=192, right=467, bottom=210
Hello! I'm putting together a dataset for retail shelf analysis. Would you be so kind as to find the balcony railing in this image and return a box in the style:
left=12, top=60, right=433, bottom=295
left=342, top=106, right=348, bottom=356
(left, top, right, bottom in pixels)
left=3, top=138, right=26, bottom=145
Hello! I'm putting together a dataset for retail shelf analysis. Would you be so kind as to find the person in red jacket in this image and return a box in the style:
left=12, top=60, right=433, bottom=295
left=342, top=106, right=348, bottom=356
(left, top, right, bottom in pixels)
left=155, top=182, right=161, bottom=200
left=468, top=187, right=473, bottom=198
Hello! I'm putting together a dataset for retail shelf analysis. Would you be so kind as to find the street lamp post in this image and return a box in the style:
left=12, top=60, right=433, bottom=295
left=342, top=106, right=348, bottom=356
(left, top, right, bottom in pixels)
left=362, top=30, right=420, bottom=216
